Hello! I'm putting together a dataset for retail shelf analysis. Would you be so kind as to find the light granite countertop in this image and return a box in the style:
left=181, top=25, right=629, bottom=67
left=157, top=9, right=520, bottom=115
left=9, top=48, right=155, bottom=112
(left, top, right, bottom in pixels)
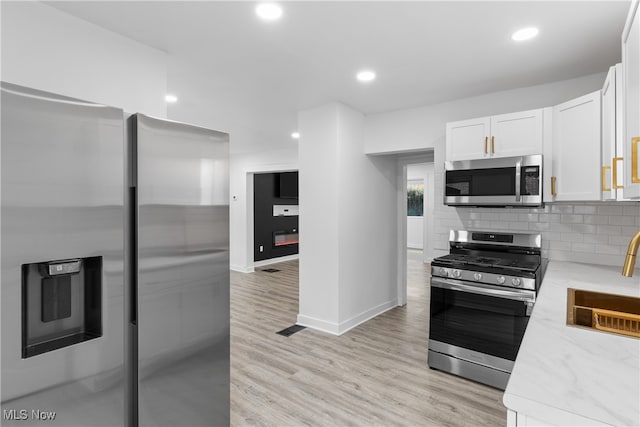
left=503, top=261, right=640, bottom=426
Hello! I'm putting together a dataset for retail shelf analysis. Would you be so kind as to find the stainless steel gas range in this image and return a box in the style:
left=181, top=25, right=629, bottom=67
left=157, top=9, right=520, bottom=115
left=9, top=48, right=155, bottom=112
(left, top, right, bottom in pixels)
left=427, top=230, right=547, bottom=390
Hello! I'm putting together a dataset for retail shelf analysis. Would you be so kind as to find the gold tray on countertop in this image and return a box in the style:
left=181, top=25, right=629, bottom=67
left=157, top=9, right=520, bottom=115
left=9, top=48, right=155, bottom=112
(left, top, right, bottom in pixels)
left=592, top=308, right=640, bottom=338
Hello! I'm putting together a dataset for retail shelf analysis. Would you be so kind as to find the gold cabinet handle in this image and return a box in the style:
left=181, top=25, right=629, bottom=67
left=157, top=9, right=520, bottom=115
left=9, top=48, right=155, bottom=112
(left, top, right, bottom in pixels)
left=485, top=136, right=488, bottom=154
left=633, top=137, right=640, bottom=184
left=491, top=136, right=495, bottom=154
left=551, top=176, right=557, bottom=196
left=602, top=166, right=611, bottom=191
left=613, top=157, right=624, bottom=189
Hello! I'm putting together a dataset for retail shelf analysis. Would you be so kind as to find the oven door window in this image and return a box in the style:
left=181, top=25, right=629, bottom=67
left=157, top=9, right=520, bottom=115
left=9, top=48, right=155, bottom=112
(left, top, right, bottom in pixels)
left=429, top=285, right=529, bottom=361
left=445, top=167, right=516, bottom=197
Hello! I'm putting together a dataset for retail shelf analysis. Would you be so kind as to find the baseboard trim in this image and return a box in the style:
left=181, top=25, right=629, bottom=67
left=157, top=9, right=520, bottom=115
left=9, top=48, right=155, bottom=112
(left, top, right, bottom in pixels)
left=297, top=298, right=398, bottom=336
left=254, top=254, right=299, bottom=268
left=230, top=264, right=255, bottom=273
left=337, top=299, right=398, bottom=335
left=296, top=315, right=340, bottom=335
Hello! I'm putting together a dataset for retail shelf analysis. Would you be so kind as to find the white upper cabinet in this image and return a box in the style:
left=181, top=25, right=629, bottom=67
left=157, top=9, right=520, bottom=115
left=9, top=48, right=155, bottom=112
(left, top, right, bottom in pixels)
left=490, top=109, right=543, bottom=158
left=601, top=64, right=627, bottom=201
left=445, top=109, right=543, bottom=161
left=548, top=91, right=602, bottom=202
left=623, top=0, right=640, bottom=199
left=446, top=117, right=491, bottom=161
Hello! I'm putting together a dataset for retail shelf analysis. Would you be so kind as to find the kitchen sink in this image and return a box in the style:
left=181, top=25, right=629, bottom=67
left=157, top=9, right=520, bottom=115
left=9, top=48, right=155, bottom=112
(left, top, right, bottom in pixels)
left=567, top=289, right=640, bottom=339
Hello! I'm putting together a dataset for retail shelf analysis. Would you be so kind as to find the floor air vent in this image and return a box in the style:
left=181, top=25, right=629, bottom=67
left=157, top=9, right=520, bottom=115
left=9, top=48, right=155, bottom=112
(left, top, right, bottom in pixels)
left=276, top=325, right=306, bottom=337
left=262, top=268, right=280, bottom=273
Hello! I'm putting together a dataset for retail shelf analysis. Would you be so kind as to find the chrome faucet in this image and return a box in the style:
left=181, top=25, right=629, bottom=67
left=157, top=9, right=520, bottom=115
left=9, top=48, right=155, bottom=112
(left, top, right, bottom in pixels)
left=622, top=230, right=640, bottom=277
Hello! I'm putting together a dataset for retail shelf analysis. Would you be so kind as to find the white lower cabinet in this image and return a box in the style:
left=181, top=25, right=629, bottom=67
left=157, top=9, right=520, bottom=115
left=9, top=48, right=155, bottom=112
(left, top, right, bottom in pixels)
left=547, top=90, right=602, bottom=202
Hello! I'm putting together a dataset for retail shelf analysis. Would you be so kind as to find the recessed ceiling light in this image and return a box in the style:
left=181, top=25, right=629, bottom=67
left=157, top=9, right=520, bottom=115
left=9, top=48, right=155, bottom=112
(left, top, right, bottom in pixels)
left=291, top=132, right=300, bottom=139
left=356, top=70, right=376, bottom=83
left=256, top=3, right=283, bottom=21
left=512, top=27, right=539, bottom=42
left=165, top=94, right=178, bottom=103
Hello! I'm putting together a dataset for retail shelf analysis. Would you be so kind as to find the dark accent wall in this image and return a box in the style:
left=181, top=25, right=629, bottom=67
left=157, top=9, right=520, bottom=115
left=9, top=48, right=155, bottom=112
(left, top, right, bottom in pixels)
left=254, top=172, right=298, bottom=262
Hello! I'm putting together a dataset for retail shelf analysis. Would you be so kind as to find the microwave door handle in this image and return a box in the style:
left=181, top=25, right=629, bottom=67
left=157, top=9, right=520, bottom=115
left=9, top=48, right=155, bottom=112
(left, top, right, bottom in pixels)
left=515, top=158, right=522, bottom=202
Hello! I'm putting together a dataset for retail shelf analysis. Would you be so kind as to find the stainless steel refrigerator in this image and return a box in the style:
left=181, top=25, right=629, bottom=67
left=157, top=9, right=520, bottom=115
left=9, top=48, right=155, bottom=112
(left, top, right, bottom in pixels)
left=1, top=82, right=230, bottom=426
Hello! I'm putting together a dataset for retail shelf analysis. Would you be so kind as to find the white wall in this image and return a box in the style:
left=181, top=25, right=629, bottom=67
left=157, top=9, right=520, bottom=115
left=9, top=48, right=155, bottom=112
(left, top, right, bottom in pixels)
left=0, top=2, right=298, bottom=273
left=298, top=104, right=341, bottom=330
left=0, top=2, right=167, bottom=117
left=163, top=59, right=299, bottom=272
left=298, top=102, right=398, bottom=335
left=366, top=72, right=640, bottom=267
left=365, top=72, right=607, bottom=154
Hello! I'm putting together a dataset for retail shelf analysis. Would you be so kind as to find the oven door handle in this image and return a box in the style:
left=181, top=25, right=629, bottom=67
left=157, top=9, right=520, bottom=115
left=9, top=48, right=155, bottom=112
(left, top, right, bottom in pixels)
left=431, top=277, right=536, bottom=303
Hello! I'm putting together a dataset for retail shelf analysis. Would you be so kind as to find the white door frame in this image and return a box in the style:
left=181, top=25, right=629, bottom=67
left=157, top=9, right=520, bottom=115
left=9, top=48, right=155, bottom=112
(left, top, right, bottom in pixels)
left=396, top=152, right=434, bottom=306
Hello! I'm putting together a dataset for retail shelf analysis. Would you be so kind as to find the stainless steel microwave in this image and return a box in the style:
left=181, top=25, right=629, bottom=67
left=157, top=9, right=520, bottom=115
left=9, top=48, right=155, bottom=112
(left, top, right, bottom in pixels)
left=444, top=155, right=543, bottom=207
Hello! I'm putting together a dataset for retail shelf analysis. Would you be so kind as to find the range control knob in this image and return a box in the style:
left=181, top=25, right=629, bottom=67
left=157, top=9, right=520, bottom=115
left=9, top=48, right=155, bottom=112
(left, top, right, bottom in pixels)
left=473, top=273, right=482, bottom=281
left=452, top=269, right=461, bottom=278
left=439, top=268, right=448, bottom=276
left=496, top=276, right=506, bottom=285
left=511, top=277, right=522, bottom=287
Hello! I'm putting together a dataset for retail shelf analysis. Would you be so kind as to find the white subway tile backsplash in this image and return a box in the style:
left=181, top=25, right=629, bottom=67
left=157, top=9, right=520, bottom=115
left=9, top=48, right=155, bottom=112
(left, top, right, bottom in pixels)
left=609, top=234, right=633, bottom=246
left=518, top=213, right=539, bottom=222
left=597, top=225, right=622, bottom=235
left=438, top=201, right=638, bottom=267
left=539, top=213, right=562, bottom=223
left=583, top=234, right=606, bottom=244
left=499, top=213, right=518, bottom=221
left=571, top=243, right=595, bottom=253
left=550, top=205, right=573, bottom=214
left=542, top=231, right=563, bottom=242
left=529, top=222, right=550, bottom=231
left=561, top=233, right=583, bottom=243
left=573, top=205, right=598, bottom=215
left=608, top=215, right=635, bottom=226
left=596, top=244, right=624, bottom=255
left=550, top=241, right=572, bottom=251
left=508, top=222, right=530, bottom=231
left=571, top=224, right=597, bottom=234
left=598, top=205, right=623, bottom=216
left=549, top=223, right=570, bottom=232
left=583, top=215, right=610, bottom=225
left=546, top=250, right=622, bottom=265
left=560, top=214, right=583, bottom=224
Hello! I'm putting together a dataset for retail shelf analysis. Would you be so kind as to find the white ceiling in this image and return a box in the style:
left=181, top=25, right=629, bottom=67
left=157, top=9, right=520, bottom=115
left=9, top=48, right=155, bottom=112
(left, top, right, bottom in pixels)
left=47, top=1, right=630, bottom=135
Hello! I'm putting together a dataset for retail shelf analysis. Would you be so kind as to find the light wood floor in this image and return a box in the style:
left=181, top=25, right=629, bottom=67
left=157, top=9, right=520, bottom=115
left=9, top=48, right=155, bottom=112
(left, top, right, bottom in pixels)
left=230, top=254, right=506, bottom=426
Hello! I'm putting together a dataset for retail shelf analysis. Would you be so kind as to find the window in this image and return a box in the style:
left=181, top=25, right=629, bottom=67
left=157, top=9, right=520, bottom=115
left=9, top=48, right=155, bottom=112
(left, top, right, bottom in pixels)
left=407, top=180, right=424, bottom=216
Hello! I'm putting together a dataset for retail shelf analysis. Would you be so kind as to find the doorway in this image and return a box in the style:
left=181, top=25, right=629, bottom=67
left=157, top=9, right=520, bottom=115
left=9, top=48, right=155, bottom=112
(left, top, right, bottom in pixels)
left=396, top=153, right=434, bottom=306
